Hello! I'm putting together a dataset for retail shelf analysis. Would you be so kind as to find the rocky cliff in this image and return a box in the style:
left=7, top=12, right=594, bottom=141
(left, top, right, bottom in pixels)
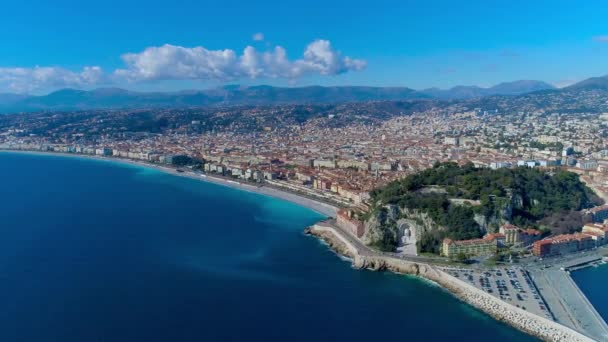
left=363, top=192, right=522, bottom=253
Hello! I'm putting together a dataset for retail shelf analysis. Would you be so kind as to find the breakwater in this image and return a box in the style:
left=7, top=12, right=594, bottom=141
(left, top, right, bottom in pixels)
left=527, top=254, right=608, bottom=341
left=306, top=223, right=597, bottom=342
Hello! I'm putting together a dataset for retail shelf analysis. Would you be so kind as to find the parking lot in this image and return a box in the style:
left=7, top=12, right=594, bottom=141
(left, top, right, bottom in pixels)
left=441, top=266, right=554, bottom=320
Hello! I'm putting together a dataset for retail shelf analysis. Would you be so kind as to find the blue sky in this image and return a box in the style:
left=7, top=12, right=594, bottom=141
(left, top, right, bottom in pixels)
left=1, top=0, right=607, bottom=93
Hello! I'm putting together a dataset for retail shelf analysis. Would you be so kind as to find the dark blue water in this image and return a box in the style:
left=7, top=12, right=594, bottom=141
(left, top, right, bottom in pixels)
left=572, top=264, right=608, bottom=321
left=0, top=152, right=536, bottom=342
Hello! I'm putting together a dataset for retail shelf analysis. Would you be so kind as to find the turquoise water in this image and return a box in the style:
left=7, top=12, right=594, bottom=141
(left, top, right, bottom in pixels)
left=572, top=263, right=608, bottom=321
left=0, top=152, right=536, bottom=341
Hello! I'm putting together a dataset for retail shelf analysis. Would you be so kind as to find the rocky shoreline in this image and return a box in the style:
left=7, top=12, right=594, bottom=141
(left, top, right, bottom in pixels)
left=305, top=224, right=596, bottom=342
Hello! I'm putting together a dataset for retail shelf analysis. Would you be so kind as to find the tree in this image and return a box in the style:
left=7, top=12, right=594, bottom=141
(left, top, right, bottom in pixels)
left=454, top=253, right=469, bottom=263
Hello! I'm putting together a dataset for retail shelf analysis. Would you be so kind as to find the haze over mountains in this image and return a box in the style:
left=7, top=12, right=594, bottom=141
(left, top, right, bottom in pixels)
left=0, top=76, right=606, bottom=113
left=420, top=80, right=555, bottom=99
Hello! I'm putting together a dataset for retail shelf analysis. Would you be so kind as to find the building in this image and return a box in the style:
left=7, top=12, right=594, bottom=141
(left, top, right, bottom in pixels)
left=499, top=224, right=542, bottom=247
left=263, top=171, right=278, bottom=180
left=337, top=160, right=370, bottom=171
left=500, top=224, right=520, bottom=245
left=537, top=159, right=561, bottom=167
left=444, top=137, right=459, bottom=146
left=582, top=223, right=608, bottom=245
left=520, top=228, right=542, bottom=246
left=95, top=148, right=113, bottom=156
left=371, top=161, right=396, bottom=171
left=533, top=240, right=552, bottom=257
left=490, top=162, right=512, bottom=169
left=577, top=160, right=598, bottom=170
left=336, top=209, right=366, bottom=238
left=313, top=159, right=337, bottom=169
left=517, top=160, right=537, bottom=168
left=441, top=235, right=499, bottom=258
left=532, top=233, right=595, bottom=257
left=586, top=205, right=608, bottom=223
left=295, top=172, right=314, bottom=185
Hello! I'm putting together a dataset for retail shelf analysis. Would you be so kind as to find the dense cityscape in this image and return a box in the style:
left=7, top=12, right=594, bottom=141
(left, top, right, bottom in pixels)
left=3, top=85, right=608, bottom=249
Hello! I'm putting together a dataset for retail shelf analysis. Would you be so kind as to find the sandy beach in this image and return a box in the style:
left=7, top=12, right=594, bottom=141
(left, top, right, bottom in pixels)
left=0, top=150, right=339, bottom=218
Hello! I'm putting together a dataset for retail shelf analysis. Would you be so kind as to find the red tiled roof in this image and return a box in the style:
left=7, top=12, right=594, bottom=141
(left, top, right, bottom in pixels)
left=588, top=205, right=608, bottom=213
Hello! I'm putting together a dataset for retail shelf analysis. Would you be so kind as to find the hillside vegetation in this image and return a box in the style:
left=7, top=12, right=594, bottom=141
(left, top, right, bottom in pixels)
left=367, top=162, right=602, bottom=253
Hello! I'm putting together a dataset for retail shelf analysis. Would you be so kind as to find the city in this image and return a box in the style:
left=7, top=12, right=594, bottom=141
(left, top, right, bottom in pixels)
left=2, top=1, right=608, bottom=341
left=2, top=83, right=608, bottom=340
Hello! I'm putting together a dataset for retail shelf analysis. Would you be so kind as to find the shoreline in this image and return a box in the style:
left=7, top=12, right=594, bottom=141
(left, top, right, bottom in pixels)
left=0, top=149, right=599, bottom=341
left=305, top=221, right=597, bottom=342
left=0, top=149, right=338, bottom=218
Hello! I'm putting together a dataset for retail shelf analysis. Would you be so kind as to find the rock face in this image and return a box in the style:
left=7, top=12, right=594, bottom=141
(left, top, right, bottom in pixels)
left=363, top=205, right=444, bottom=251
left=365, top=192, right=521, bottom=247
left=473, top=196, right=516, bottom=233
left=361, top=205, right=403, bottom=249
left=400, top=207, right=443, bottom=238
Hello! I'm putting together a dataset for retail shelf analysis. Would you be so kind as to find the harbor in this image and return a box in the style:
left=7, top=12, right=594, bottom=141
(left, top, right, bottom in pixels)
left=527, top=253, right=608, bottom=341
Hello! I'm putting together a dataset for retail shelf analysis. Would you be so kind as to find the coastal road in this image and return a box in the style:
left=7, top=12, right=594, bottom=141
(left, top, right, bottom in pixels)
left=323, top=219, right=450, bottom=265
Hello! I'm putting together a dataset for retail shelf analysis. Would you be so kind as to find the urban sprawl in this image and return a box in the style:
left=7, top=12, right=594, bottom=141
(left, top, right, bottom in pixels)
left=3, top=98, right=608, bottom=261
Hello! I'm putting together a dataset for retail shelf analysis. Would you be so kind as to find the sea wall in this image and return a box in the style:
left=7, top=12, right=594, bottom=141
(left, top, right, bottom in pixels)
left=306, top=224, right=596, bottom=342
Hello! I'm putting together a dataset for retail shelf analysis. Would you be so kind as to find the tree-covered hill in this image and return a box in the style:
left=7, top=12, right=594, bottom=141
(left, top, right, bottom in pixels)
left=367, top=162, right=602, bottom=253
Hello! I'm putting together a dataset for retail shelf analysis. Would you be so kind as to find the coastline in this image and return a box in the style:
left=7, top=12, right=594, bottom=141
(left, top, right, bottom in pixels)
left=0, top=149, right=599, bottom=341
left=305, top=221, right=597, bottom=342
left=0, top=150, right=338, bottom=218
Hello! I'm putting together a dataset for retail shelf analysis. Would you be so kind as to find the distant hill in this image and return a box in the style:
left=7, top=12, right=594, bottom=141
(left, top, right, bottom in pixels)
left=0, top=86, right=425, bottom=113
left=0, top=93, right=28, bottom=105
left=565, top=75, right=608, bottom=91
left=420, top=80, right=555, bottom=99
left=0, top=78, right=599, bottom=113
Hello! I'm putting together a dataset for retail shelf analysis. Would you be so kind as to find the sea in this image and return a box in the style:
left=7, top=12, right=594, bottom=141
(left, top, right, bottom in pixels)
left=572, top=263, right=608, bottom=322
left=0, top=152, right=537, bottom=341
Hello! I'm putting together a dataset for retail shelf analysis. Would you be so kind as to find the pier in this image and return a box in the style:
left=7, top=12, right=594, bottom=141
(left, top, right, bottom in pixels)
left=528, top=256, right=608, bottom=342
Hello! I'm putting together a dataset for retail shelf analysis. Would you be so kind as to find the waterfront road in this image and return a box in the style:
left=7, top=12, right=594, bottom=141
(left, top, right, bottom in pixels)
left=319, top=219, right=449, bottom=265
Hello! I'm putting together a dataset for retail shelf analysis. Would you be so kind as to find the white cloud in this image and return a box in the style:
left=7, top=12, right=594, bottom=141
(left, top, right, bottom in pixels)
left=114, top=45, right=240, bottom=81
left=0, top=39, right=365, bottom=93
left=114, top=39, right=366, bottom=82
left=253, top=32, right=264, bottom=41
left=0, top=66, right=103, bottom=93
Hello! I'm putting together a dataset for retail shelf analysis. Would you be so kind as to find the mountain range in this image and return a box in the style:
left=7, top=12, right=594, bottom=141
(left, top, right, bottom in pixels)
left=0, top=76, right=606, bottom=113
left=420, top=80, right=555, bottom=99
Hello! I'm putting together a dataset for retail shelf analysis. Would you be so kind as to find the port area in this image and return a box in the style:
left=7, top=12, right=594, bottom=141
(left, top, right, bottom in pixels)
left=443, top=259, right=608, bottom=341
left=443, top=245, right=608, bottom=341
left=525, top=254, right=608, bottom=342
left=441, top=266, right=554, bottom=321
